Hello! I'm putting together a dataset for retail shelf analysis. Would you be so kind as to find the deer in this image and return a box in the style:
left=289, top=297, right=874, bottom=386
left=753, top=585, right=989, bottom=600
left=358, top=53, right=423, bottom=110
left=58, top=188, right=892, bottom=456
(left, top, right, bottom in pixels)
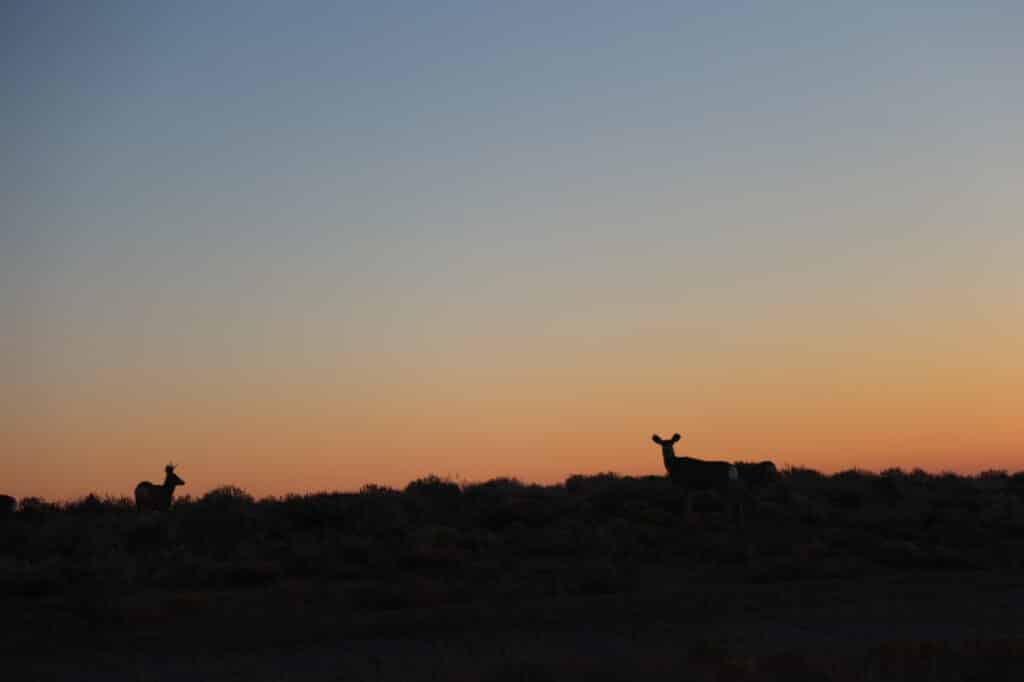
left=135, top=464, right=185, bottom=512
left=652, top=433, right=744, bottom=526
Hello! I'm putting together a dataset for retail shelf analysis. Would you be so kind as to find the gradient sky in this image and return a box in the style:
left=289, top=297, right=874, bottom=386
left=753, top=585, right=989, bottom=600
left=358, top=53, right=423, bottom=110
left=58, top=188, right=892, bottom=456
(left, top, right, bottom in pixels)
left=3, top=1, right=1022, bottom=500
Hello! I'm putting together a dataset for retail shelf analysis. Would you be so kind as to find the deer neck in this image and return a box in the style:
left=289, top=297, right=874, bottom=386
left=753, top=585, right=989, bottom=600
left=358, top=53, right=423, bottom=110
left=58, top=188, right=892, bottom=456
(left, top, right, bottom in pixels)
left=662, top=450, right=677, bottom=471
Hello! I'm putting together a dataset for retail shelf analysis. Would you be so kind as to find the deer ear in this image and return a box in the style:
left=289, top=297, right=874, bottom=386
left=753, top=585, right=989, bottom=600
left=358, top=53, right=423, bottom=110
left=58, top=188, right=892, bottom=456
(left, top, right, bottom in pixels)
left=652, top=435, right=663, bottom=445
left=672, top=433, right=681, bottom=442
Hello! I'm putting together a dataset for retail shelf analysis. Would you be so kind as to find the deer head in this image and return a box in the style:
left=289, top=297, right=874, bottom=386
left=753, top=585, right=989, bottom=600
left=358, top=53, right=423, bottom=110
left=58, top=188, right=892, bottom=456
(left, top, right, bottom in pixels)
left=164, top=463, right=185, bottom=488
left=652, top=433, right=682, bottom=458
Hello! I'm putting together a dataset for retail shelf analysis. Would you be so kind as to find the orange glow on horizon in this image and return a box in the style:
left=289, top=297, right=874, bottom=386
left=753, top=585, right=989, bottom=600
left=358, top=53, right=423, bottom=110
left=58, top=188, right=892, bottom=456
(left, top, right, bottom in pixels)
left=6, top=349, right=1021, bottom=502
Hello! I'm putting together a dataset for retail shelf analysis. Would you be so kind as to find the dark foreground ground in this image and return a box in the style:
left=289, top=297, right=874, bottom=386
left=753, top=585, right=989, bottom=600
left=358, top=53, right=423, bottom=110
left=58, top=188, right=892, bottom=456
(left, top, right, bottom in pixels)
left=4, top=468, right=1024, bottom=680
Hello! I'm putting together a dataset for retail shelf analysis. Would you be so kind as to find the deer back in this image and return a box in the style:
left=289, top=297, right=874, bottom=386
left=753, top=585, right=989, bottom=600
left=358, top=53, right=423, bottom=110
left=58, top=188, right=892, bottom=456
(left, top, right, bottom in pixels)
left=668, top=457, right=737, bottom=491
left=134, top=481, right=172, bottom=512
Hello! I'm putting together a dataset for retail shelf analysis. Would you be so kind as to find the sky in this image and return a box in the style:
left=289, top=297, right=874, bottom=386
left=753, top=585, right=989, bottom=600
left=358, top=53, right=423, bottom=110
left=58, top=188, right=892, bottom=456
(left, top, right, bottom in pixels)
left=3, top=1, right=1022, bottom=500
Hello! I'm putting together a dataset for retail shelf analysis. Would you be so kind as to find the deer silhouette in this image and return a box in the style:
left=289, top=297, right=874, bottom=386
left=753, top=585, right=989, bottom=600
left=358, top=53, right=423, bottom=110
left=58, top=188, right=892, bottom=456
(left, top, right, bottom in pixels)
left=652, top=433, right=744, bottom=526
left=135, top=464, right=185, bottom=512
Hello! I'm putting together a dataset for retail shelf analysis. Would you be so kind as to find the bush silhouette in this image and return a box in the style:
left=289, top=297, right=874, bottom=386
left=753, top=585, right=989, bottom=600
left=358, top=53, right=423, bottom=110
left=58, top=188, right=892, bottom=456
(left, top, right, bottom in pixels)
left=3, top=466, right=1024, bottom=660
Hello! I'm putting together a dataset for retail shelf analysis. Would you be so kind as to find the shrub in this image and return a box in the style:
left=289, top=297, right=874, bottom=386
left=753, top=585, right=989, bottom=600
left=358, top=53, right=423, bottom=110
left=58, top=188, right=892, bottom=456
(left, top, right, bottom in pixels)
left=833, top=468, right=875, bottom=483
left=780, top=466, right=824, bottom=490
left=976, top=470, right=1009, bottom=493
left=564, top=472, right=620, bottom=495
left=406, top=475, right=460, bottom=497
left=1009, top=472, right=1024, bottom=499
left=870, top=474, right=906, bottom=504
left=909, top=468, right=932, bottom=482
left=17, top=497, right=60, bottom=521
left=64, top=494, right=132, bottom=515
left=463, top=477, right=527, bottom=498
left=199, top=485, right=255, bottom=506
left=359, top=483, right=398, bottom=496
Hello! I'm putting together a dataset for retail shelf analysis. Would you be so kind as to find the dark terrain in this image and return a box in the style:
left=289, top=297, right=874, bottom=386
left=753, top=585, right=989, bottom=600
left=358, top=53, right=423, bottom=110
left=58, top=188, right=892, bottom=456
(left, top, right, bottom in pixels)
left=4, top=467, right=1024, bottom=680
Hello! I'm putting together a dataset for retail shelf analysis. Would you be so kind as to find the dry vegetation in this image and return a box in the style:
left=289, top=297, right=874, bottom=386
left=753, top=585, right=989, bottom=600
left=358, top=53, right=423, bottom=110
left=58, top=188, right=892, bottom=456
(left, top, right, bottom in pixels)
left=4, top=467, right=1024, bottom=679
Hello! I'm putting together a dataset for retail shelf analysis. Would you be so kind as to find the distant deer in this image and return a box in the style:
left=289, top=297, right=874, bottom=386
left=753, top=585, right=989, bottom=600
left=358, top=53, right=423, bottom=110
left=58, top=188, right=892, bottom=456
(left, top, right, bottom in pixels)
left=135, top=464, right=185, bottom=512
left=0, top=494, right=15, bottom=516
left=652, top=433, right=744, bottom=526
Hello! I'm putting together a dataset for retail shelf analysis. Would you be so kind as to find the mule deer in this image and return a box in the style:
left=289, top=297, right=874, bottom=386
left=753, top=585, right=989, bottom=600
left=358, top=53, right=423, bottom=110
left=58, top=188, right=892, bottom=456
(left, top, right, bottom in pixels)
left=652, top=433, right=744, bottom=526
left=135, top=464, right=185, bottom=512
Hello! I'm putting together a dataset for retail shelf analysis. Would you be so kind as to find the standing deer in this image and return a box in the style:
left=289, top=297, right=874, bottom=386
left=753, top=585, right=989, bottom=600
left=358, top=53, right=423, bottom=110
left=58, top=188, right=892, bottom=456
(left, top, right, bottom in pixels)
left=135, top=464, right=185, bottom=512
left=652, top=433, right=744, bottom=526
